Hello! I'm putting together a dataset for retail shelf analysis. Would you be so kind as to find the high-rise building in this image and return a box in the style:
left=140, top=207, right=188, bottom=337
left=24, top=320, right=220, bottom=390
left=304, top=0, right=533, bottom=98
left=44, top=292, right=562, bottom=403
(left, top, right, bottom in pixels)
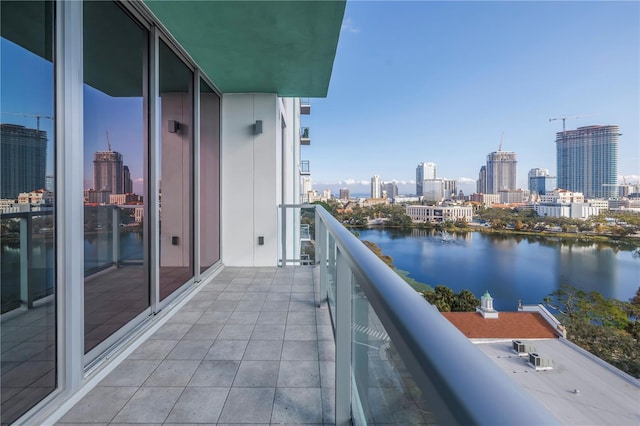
left=339, top=188, right=349, bottom=200
left=383, top=181, right=398, bottom=199
left=422, top=179, right=445, bottom=203
left=93, top=150, right=124, bottom=195
left=443, top=179, right=457, bottom=199
left=486, top=150, right=517, bottom=194
left=1, top=124, right=47, bottom=199
left=302, top=176, right=313, bottom=195
left=476, top=166, right=487, bottom=194
left=556, top=125, right=619, bottom=198
left=416, top=162, right=436, bottom=196
left=528, top=168, right=556, bottom=195
left=123, top=165, right=133, bottom=194
left=371, top=175, right=382, bottom=198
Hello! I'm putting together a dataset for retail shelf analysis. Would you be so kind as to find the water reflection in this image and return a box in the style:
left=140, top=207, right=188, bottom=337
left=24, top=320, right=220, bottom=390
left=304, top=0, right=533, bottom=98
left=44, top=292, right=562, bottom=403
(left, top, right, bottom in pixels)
left=357, top=229, right=638, bottom=311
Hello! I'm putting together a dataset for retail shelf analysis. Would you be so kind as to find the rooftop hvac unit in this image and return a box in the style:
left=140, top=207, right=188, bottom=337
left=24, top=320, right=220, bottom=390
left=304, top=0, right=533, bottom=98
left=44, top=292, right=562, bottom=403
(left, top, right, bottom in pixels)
left=512, top=340, right=536, bottom=356
left=528, top=352, right=553, bottom=370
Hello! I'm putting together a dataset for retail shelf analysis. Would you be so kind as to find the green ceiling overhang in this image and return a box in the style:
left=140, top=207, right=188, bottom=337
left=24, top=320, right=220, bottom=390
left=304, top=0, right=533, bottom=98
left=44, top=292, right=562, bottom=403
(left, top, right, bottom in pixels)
left=143, top=0, right=346, bottom=97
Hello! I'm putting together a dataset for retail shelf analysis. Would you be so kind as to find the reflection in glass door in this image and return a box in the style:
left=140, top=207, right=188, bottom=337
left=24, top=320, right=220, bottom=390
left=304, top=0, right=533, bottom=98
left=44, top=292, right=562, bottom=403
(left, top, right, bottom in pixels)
left=0, top=2, right=57, bottom=422
left=83, top=1, right=149, bottom=354
left=158, top=40, right=194, bottom=300
left=199, top=79, right=221, bottom=271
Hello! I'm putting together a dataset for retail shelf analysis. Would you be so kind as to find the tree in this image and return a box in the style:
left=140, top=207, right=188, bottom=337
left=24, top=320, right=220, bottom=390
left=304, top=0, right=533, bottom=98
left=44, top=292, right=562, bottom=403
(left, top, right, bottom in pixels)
left=544, top=285, right=640, bottom=378
left=423, top=285, right=456, bottom=311
left=453, top=289, right=480, bottom=312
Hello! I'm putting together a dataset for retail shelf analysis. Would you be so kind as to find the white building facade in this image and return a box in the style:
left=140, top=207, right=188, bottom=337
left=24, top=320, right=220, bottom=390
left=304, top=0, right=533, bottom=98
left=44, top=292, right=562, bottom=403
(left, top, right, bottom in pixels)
left=406, top=205, right=473, bottom=223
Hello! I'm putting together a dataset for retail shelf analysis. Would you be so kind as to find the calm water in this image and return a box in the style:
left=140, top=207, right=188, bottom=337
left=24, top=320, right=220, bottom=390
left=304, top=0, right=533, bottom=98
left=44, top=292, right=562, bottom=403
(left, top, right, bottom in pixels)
left=357, top=228, right=640, bottom=311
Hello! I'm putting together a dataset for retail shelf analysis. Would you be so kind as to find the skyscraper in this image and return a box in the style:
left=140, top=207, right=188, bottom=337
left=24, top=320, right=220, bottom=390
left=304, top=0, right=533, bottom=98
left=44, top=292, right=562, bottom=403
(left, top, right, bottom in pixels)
left=93, top=150, right=123, bottom=195
left=371, top=175, right=381, bottom=198
left=416, top=162, right=436, bottom=196
left=1, top=124, right=47, bottom=199
left=486, top=151, right=517, bottom=194
left=477, top=166, right=487, bottom=194
left=383, top=181, right=398, bottom=199
left=123, top=165, right=133, bottom=194
left=302, top=176, right=313, bottom=194
left=556, top=125, right=619, bottom=198
left=339, top=188, right=349, bottom=200
left=528, top=168, right=556, bottom=195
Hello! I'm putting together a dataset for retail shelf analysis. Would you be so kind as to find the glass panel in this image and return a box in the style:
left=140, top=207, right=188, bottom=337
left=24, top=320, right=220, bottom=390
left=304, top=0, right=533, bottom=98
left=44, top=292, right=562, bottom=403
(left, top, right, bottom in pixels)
left=351, top=278, right=435, bottom=424
left=199, top=79, right=220, bottom=272
left=0, top=1, right=56, bottom=422
left=327, top=234, right=337, bottom=318
left=159, top=40, right=193, bottom=300
left=83, top=1, right=148, bottom=353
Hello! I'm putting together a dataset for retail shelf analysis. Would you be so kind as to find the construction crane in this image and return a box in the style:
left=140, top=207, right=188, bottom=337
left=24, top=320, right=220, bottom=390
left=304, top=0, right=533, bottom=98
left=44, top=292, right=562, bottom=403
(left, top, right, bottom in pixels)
left=548, top=115, right=594, bottom=134
left=0, top=112, right=53, bottom=131
left=105, top=130, right=112, bottom=151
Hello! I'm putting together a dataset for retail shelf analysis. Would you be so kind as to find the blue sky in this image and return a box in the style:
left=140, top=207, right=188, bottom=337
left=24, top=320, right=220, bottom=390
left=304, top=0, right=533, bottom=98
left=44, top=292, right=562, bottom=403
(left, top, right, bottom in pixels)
left=2, top=2, right=637, bottom=197
left=306, top=1, right=639, bottom=194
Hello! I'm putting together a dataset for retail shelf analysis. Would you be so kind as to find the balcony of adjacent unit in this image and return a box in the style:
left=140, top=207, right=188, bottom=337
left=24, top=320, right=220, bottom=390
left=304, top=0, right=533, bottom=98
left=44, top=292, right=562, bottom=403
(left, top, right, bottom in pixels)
left=300, top=126, right=311, bottom=145
left=300, top=160, right=311, bottom=176
left=56, top=205, right=560, bottom=425
left=300, top=98, right=311, bottom=115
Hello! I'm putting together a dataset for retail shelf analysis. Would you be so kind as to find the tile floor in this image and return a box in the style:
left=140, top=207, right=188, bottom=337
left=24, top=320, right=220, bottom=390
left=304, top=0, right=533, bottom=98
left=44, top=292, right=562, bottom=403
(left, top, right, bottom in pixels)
left=57, top=266, right=336, bottom=425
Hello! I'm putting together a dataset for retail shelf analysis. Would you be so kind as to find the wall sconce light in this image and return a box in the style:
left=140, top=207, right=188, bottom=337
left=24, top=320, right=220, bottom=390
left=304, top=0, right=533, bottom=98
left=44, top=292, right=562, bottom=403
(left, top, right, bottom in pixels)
left=168, top=120, right=181, bottom=133
left=254, top=120, right=263, bottom=135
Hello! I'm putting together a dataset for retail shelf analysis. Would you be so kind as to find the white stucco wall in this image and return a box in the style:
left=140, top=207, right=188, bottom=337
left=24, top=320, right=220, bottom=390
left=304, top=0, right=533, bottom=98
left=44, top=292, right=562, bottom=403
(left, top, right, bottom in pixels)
left=221, top=94, right=280, bottom=266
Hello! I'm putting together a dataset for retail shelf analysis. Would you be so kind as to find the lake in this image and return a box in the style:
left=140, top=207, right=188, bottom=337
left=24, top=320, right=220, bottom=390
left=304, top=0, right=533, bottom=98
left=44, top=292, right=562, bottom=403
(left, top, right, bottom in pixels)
left=356, top=228, right=640, bottom=311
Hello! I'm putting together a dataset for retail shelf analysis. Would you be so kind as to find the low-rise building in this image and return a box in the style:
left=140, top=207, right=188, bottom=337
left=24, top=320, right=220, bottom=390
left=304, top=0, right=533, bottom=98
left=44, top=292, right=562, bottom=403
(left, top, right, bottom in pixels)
left=406, top=204, right=473, bottom=223
left=470, top=193, right=500, bottom=207
left=540, top=189, right=584, bottom=204
left=17, top=189, right=54, bottom=205
left=498, top=189, right=530, bottom=204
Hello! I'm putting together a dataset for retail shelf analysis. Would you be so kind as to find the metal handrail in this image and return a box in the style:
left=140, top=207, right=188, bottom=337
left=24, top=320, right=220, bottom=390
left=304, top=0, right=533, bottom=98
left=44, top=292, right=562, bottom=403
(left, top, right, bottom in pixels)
left=315, top=206, right=557, bottom=425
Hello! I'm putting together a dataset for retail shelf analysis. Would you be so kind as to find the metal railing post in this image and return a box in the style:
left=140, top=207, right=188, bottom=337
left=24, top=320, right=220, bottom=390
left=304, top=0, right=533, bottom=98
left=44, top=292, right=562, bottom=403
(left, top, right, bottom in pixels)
left=335, top=247, right=352, bottom=425
left=318, top=215, right=327, bottom=307
left=20, top=213, right=34, bottom=309
left=281, top=204, right=287, bottom=267
left=112, top=207, right=120, bottom=267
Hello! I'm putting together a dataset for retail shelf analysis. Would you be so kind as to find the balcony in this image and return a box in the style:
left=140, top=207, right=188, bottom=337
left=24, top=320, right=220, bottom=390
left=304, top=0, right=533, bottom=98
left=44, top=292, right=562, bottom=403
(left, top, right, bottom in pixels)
left=300, top=126, right=310, bottom=145
left=300, top=98, right=311, bottom=115
left=54, top=206, right=557, bottom=425
left=300, top=160, right=311, bottom=175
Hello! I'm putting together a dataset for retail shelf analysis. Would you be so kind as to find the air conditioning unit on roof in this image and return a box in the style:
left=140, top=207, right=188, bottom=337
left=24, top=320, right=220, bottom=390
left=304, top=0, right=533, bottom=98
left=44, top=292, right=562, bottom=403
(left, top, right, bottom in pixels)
left=512, top=340, right=536, bottom=356
left=528, top=352, right=553, bottom=371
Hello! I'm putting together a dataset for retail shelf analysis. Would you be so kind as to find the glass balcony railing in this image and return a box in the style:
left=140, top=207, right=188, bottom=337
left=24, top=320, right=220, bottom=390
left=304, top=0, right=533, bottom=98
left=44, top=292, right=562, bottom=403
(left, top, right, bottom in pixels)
left=280, top=204, right=558, bottom=425
left=300, top=127, right=310, bottom=145
left=300, top=160, right=310, bottom=175
left=1, top=210, right=55, bottom=313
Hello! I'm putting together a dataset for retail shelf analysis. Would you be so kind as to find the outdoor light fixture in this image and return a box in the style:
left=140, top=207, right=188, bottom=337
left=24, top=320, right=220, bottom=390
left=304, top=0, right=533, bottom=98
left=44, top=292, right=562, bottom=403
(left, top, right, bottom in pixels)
left=254, top=120, right=263, bottom=135
left=168, top=120, right=180, bottom=133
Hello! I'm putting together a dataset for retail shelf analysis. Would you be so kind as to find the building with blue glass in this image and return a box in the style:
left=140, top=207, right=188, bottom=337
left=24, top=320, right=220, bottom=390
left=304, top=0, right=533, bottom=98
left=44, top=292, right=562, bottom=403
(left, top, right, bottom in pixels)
left=556, top=125, right=620, bottom=199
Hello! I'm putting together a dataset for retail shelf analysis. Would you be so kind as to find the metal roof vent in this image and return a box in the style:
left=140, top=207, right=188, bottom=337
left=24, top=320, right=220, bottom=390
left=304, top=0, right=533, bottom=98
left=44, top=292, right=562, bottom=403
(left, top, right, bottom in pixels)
left=512, top=340, right=536, bottom=356
left=528, top=352, right=554, bottom=371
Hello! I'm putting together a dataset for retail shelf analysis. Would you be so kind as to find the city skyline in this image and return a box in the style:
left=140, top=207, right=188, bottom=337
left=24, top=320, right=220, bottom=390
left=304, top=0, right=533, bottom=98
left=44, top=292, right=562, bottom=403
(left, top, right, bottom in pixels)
left=305, top=1, right=639, bottom=191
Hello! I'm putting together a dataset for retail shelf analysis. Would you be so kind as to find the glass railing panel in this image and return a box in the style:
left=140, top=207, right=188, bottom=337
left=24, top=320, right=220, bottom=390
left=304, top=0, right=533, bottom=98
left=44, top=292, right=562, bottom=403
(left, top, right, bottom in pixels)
left=351, top=276, right=435, bottom=425
left=327, top=234, right=337, bottom=318
left=84, top=205, right=114, bottom=276
left=117, top=206, right=144, bottom=265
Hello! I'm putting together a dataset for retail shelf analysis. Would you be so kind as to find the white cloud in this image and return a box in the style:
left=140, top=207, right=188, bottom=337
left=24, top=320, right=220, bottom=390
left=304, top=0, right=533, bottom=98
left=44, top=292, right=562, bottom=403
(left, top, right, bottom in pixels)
left=134, top=178, right=144, bottom=183
left=341, top=17, right=360, bottom=34
left=457, top=177, right=476, bottom=184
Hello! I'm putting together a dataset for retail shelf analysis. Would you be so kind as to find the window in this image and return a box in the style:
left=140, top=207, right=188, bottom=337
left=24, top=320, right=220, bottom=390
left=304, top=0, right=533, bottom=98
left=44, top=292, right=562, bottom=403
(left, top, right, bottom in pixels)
left=83, top=1, right=149, bottom=354
left=0, top=1, right=56, bottom=422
